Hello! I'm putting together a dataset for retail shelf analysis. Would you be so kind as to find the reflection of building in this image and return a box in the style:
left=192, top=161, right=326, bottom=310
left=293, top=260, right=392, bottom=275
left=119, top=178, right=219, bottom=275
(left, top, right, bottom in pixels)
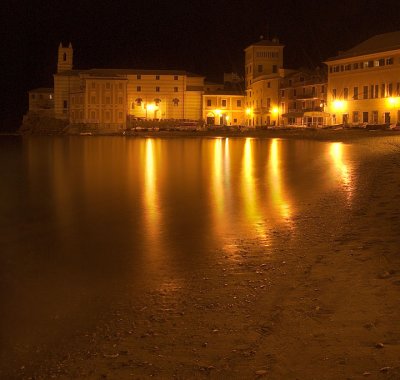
left=280, top=68, right=328, bottom=126
left=325, top=31, right=400, bottom=126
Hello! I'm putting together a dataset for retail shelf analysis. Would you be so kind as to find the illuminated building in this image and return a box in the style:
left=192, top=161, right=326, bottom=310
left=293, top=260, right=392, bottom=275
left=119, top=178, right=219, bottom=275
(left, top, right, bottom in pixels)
left=244, top=36, right=286, bottom=127
left=325, top=31, right=400, bottom=126
left=280, top=68, right=328, bottom=127
left=203, top=74, right=245, bottom=126
left=49, top=43, right=205, bottom=130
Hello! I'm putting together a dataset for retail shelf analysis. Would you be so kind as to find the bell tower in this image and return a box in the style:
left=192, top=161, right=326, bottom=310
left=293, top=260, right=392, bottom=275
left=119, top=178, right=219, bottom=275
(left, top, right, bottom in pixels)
left=57, top=42, right=73, bottom=73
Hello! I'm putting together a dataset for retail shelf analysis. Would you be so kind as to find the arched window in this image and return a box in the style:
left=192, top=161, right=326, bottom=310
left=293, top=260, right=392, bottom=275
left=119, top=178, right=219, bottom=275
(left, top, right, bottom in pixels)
left=172, top=98, right=179, bottom=106
left=154, top=98, right=161, bottom=105
left=135, top=98, right=143, bottom=106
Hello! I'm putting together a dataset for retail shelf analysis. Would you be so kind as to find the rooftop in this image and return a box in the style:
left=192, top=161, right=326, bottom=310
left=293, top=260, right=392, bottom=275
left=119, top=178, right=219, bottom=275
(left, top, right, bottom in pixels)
left=326, top=31, right=400, bottom=61
left=55, top=68, right=204, bottom=78
left=28, top=87, right=54, bottom=93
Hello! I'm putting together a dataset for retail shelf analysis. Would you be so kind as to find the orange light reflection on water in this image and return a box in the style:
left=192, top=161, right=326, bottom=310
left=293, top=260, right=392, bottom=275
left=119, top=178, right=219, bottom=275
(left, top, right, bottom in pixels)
left=268, top=139, right=292, bottom=222
left=241, top=138, right=268, bottom=241
left=144, top=138, right=161, bottom=241
left=329, top=142, right=353, bottom=201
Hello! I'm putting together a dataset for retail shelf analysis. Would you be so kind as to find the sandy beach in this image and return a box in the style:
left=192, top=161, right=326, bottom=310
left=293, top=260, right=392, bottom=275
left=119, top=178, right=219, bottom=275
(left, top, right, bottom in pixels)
left=2, top=132, right=400, bottom=380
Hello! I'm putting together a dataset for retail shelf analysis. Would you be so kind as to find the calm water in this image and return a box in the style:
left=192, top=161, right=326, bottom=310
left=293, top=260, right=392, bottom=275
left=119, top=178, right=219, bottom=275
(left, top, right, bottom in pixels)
left=0, top=136, right=356, bottom=365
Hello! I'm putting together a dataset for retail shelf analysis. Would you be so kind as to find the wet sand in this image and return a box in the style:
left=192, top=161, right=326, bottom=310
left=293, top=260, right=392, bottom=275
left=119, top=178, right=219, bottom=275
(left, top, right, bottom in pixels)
left=3, top=134, right=400, bottom=379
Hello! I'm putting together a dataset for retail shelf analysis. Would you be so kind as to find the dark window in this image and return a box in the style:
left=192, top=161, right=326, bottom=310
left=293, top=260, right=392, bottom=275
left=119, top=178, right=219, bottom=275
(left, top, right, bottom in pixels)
left=237, top=100, right=241, bottom=107
left=137, top=86, right=141, bottom=92
left=353, top=87, right=358, bottom=100
left=388, top=83, right=393, bottom=96
left=156, top=87, right=160, bottom=92
left=63, top=100, right=68, bottom=109
left=363, top=112, right=369, bottom=123
left=363, top=86, right=368, bottom=99
left=258, top=64, right=263, bottom=73
left=222, top=99, right=227, bottom=107
left=174, top=75, right=178, bottom=80
left=137, top=75, right=141, bottom=80
left=344, top=88, right=348, bottom=100
left=156, top=75, right=160, bottom=80
left=207, top=99, right=211, bottom=106
left=63, top=52, right=67, bottom=61
left=272, top=65, right=277, bottom=73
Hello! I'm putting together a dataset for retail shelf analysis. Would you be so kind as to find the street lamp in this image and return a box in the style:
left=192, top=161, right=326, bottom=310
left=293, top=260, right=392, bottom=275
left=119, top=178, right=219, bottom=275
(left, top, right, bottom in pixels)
left=272, top=106, right=279, bottom=127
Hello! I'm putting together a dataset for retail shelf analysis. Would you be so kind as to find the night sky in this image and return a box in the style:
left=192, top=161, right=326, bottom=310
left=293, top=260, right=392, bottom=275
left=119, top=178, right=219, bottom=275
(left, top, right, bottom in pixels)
left=2, top=0, right=399, bottom=130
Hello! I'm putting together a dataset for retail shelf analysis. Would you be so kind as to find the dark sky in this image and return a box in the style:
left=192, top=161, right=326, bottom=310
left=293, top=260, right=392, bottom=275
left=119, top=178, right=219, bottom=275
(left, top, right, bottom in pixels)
left=1, top=0, right=400, bottom=129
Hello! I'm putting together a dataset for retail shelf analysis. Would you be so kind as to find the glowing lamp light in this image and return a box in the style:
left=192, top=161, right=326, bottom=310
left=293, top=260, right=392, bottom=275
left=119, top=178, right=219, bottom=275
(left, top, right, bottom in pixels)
left=215, top=109, right=222, bottom=116
left=388, top=97, right=400, bottom=107
left=332, top=100, right=346, bottom=112
left=225, top=116, right=230, bottom=121
left=245, top=108, right=252, bottom=115
left=272, top=107, right=279, bottom=115
left=146, top=104, right=156, bottom=111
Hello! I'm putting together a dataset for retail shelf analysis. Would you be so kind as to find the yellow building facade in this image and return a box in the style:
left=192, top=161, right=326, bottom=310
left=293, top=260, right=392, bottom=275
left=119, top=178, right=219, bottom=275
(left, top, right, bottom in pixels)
left=325, top=31, right=400, bottom=126
left=244, top=37, right=284, bottom=126
left=53, top=43, right=205, bottom=130
left=203, top=91, right=245, bottom=126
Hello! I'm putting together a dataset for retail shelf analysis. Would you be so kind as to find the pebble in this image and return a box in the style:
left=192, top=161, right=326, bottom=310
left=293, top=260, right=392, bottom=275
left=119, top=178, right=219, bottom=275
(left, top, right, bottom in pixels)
left=362, top=372, right=371, bottom=376
left=375, top=342, right=384, bottom=349
left=380, top=367, right=391, bottom=372
left=255, top=369, right=267, bottom=376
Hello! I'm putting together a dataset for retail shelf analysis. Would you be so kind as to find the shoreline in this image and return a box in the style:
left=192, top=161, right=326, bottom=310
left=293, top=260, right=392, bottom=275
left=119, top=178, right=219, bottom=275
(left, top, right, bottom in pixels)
left=8, top=128, right=400, bottom=142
